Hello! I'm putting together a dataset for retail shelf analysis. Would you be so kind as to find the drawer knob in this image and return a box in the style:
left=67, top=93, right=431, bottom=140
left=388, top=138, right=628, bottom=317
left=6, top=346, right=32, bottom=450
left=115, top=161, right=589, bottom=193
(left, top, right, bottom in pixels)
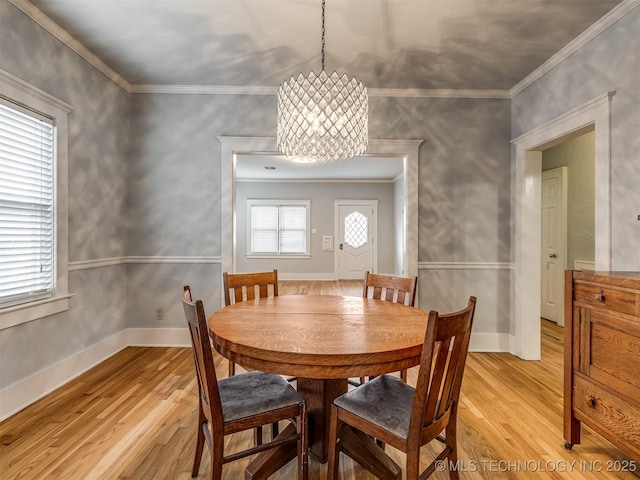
left=588, top=397, right=597, bottom=409
left=594, top=291, right=605, bottom=302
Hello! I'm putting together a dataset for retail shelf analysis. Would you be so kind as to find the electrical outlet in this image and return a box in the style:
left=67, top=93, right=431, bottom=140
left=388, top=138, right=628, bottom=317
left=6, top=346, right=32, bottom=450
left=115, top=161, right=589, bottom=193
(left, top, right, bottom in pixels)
left=155, top=307, right=164, bottom=321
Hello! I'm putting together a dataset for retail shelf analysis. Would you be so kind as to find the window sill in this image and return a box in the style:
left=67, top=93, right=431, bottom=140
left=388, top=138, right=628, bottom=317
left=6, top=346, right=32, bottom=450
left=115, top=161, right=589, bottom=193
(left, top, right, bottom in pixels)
left=0, top=295, right=72, bottom=330
left=246, top=254, right=311, bottom=260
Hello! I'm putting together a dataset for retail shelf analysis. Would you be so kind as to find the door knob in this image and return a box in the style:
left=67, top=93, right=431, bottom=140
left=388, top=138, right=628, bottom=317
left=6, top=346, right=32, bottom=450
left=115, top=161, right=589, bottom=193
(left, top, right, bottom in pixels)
left=339, top=243, right=343, bottom=250
left=549, top=253, right=557, bottom=258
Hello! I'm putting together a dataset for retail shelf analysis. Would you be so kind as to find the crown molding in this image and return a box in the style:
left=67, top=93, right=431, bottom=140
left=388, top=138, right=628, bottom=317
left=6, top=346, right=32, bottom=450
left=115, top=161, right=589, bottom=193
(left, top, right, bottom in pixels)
left=130, top=84, right=277, bottom=95
left=510, top=0, right=640, bottom=96
left=132, top=83, right=510, bottom=99
left=369, top=88, right=510, bottom=99
left=7, top=0, right=132, bottom=93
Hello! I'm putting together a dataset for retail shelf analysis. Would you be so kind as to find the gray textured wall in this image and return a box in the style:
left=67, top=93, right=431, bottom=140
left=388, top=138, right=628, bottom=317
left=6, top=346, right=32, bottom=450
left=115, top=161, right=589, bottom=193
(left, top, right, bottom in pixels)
left=0, top=0, right=129, bottom=388
left=512, top=8, right=640, bottom=271
left=407, top=97, right=512, bottom=333
left=409, top=98, right=512, bottom=265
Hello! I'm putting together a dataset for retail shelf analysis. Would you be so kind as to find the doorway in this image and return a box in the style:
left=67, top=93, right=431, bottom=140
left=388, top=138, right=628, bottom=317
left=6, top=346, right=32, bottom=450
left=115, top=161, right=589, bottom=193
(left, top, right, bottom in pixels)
left=218, top=137, right=423, bottom=300
left=540, top=130, right=597, bottom=330
left=512, top=92, right=613, bottom=360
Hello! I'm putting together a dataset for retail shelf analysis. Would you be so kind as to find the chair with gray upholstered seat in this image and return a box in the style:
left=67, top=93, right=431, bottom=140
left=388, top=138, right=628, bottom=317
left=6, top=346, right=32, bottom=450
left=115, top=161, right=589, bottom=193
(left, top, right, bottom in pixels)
left=182, top=286, right=308, bottom=480
left=327, top=296, right=476, bottom=480
left=356, top=270, right=418, bottom=385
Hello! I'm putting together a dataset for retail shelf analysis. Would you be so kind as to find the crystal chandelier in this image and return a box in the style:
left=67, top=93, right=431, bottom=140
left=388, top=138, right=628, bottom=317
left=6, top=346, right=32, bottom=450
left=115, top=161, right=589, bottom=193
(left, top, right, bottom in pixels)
left=277, top=0, right=368, bottom=162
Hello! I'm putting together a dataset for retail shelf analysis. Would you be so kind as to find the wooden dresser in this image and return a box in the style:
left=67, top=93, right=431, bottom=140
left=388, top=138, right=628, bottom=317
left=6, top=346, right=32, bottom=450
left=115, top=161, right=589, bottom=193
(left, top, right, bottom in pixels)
left=564, top=270, right=640, bottom=460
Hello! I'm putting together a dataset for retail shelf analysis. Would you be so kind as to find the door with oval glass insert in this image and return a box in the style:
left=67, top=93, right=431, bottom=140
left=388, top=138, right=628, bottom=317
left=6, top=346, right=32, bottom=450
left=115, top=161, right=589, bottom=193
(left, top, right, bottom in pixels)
left=336, top=201, right=377, bottom=279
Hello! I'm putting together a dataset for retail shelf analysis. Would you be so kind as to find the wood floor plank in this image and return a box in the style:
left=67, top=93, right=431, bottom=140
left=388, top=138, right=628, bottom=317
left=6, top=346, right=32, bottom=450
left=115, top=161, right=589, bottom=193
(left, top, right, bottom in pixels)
left=1, top=283, right=638, bottom=479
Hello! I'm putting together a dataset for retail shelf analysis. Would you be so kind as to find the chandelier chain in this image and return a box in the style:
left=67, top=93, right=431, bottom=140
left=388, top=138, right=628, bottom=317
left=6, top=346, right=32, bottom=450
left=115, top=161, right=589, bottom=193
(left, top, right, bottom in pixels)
left=276, top=0, right=368, bottom=162
left=321, top=0, right=326, bottom=71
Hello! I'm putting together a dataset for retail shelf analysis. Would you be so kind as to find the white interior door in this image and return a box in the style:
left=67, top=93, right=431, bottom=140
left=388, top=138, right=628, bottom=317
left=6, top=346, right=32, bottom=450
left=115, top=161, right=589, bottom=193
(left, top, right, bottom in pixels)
left=336, top=201, right=377, bottom=280
left=541, top=167, right=567, bottom=325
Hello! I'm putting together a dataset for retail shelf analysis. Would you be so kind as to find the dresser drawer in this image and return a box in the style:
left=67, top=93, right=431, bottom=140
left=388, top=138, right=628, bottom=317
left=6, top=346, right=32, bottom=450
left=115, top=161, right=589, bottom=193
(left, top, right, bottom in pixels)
left=573, top=375, right=640, bottom=458
left=574, top=282, right=637, bottom=316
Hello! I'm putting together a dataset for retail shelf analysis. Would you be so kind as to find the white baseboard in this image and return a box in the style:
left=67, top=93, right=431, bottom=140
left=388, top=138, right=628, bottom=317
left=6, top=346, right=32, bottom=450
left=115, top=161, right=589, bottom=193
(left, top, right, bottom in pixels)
left=469, top=333, right=510, bottom=353
left=0, top=328, right=192, bottom=421
left=127, top=328, right=190, bottom=347
left=1, top=326, right=507, bottom=421
left=508, top=334, right=543, bottom=360
left=278, top=272, right=337, bottom=281
left=0, top=329, right=128, bottom=421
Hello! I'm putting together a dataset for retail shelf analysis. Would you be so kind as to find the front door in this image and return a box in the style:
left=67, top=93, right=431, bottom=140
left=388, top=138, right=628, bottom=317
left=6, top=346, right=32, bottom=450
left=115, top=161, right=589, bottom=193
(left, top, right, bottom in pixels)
left=336, top=201, right=377, bottom=280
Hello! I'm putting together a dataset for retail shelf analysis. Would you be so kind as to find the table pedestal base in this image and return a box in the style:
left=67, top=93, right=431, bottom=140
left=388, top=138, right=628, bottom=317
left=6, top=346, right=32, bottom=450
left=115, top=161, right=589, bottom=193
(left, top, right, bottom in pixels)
left=244, top=378, right=402, bottom=480
left=296, top=378, right=347, bottom=462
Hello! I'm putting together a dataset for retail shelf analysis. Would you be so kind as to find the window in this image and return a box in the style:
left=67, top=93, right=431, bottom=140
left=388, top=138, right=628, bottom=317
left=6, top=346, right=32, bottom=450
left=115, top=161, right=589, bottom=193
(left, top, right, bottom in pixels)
left=344, top=211, right=368, bottom=248
left=247, top=200, right=310, bottom=256
left=0, top=71, right=70, bottom=329
left=0, top=102, right=55, bottom=305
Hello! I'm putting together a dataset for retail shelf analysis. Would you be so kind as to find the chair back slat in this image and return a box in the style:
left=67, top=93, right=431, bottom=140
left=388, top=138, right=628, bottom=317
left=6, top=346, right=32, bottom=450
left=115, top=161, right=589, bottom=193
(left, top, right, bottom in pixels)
left=411, top=297, right=476, bottom=437
left=222, top=270, right=279, bottom=377
left=396, top=290, right=407, bottom=304
left=362, top=271, right=417, bottom=306
left=182, top=286, right=223, bottom=432
left=436, top=338, right=466, bottom=419
left=424, top=337, right=450, bottom=421
left=224, top=270, right=278, bottom=305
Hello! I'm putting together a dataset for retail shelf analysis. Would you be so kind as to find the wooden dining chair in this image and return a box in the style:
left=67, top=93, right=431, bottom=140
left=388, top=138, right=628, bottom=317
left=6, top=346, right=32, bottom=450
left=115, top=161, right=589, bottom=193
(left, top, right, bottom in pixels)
left=223, top=269, right=278, bottom=377
left=327, top=296, right=477, bottom=480
left=362, top=270, right=418, bottom=307
left=357, top=271, right=418, bottom=384
left=182, top=286, right=308, bottom=480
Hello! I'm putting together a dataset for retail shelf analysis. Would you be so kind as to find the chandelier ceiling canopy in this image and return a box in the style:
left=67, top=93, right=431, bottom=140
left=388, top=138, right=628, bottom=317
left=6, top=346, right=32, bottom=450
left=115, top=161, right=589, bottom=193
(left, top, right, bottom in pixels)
left=276, top=0, right=368, bottom=162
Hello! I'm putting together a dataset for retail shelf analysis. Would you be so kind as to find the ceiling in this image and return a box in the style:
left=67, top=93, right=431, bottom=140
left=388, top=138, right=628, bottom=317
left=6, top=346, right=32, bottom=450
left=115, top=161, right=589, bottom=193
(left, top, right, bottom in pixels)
left=27, top=0, right=623, bottom=90
left=19, top=0, right=625, bottom=181
left=236, top=154, right=403, bottom=181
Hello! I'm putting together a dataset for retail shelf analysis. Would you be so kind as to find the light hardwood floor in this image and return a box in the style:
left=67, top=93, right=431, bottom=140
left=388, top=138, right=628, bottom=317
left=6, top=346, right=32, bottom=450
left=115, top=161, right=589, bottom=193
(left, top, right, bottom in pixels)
left=1, top=281, right=638, bottom=479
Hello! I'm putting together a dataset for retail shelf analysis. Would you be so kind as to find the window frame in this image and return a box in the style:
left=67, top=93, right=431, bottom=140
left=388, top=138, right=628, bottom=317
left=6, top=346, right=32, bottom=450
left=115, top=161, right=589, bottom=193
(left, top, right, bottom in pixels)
left=246, top=199, right=311, bottom=258
left=0, top=69, right=71, bottom=330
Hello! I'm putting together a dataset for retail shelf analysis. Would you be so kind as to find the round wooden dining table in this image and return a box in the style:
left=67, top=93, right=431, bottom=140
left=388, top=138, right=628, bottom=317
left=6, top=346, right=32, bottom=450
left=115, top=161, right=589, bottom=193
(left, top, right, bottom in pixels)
left=208, top=294, right=429, bottom=480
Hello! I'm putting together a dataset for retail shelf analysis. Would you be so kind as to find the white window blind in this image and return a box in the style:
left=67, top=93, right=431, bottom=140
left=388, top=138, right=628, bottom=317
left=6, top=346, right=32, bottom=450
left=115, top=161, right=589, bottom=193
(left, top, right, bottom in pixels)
left=279, top=205, right=306, bottom=253
left=248, top=201, right=309, bottom=255
left=251, top=205, right=279, bottom=253
left=0, top=102, right=55, bottom=305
